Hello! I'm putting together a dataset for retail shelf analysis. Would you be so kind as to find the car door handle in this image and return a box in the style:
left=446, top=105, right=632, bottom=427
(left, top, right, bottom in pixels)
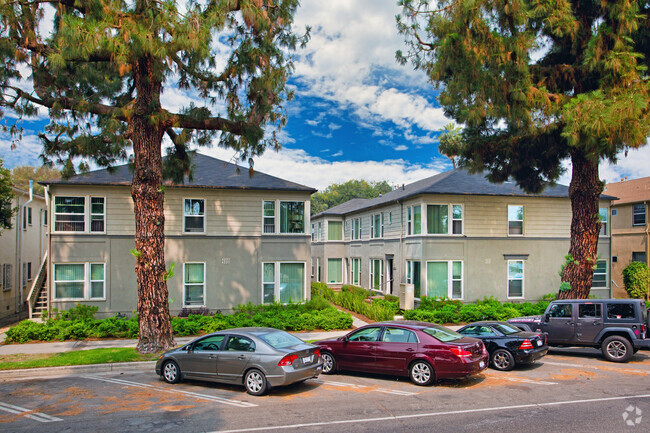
left=208, top=355, right=218, bottom=359
left=593, top=322, right=600, bottom=325
left=406, top=348, right=415, bottom=352
left=238, top=355, right=247, bottom=360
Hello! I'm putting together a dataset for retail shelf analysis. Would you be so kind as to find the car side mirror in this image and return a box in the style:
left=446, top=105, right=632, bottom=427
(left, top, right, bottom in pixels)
left=340, top=336, right=348, bottom=343
left=544, top=313, right=550, bottom=322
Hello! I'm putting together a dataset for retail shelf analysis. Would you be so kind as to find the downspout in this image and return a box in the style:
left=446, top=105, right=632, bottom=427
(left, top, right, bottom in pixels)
left=14, top=194, right=21, bottom=313
left=20, top=181, right=34, bottom=309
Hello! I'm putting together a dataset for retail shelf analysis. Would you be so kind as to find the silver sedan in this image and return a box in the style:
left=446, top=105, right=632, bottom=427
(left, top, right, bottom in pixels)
left=155, top=327, right=323, bottom=395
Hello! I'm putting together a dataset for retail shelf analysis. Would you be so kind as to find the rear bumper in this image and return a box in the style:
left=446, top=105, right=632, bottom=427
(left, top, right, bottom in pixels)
left=515, top=347, right=548, bottom=364
left=266, top=362, right=323, bottom=387
left=441, top=354, right=489, bottom=379
left=633, top=339, right=650, bottom=350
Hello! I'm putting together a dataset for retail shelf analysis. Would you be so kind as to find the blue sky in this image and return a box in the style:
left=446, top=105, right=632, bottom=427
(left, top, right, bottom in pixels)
left=1, top=0, right=649, bottom=191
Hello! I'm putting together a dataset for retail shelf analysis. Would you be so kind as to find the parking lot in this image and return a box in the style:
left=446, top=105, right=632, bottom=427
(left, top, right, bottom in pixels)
left=1, top=348, right=650, bottom=432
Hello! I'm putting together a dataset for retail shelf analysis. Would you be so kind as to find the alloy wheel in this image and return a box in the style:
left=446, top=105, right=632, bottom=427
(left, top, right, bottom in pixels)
left=606, top=341, right=627, bottom=359
left=411, top=362, right=431, bottom=385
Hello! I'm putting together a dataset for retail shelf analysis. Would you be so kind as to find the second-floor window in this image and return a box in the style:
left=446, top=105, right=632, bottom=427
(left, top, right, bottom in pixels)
left=264, top=201, right=305, bottom=234
left=508, top=205, right=524, bottom=235
left=263, top=201, right=275, bottom=233
left=352, top=218, right=361, bottom=240
left=592, top=260, right=607, bottom=288
left=599, top=208, right=608, bottom=236
left=54, top=196, right=105, bottom=233
left=184, top=199, right=205, bottom=233
left=633, top=204, right=646, bottom=226
left=407, top=205, right=421, bottom=235
left=328, top=221, right=343, bottom=241
left=371, top=213, right=383, bottom=238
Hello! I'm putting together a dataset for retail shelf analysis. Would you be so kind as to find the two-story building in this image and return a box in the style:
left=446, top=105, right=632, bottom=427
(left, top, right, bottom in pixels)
left=604, top=177, right=649, bottom=298
left=311, top=169, right=613, bottom=303
left=0, top=186, right=48, bottom=324
left=34, top=154, right=315, bottom=318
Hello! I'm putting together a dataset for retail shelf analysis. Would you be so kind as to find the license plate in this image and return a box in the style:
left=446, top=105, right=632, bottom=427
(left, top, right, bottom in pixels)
left=537, top=340, right=542, bottom=347
left=479, top=360, right=485, bottom=369
left=302, top=356, right=312, bottom=364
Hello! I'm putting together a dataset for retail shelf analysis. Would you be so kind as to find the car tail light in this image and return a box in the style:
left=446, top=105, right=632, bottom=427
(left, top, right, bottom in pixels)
left=450, top=346, right=473, bottom=358
left=314, top=348, right=321, bottom=358
left=481, top=343, right=488, bottom=356
left=278, top=354, right=298, bottom=366
left=519, top=339, right=534, bottom=350
left=642, top=324, right=646, bottom=334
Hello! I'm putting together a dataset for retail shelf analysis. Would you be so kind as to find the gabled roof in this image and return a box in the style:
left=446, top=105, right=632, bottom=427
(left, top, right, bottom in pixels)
left=40, top=153, right=316, bottom=193
left=603, top=176, right=650, bottom=205
left=315, top=168, right=611, bottom=217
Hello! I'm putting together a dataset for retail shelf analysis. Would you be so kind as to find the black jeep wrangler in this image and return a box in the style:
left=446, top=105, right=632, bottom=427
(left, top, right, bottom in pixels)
left=508, top=299, right=650, bottom=362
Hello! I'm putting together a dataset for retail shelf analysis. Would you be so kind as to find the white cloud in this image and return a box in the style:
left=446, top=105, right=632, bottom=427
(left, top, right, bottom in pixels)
left=332, top=150, right=343, bottom=157
left=395, top=145, right=408, bottom=151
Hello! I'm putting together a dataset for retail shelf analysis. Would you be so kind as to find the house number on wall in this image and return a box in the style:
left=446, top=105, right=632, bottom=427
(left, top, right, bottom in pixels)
left=222, top=258, right=230, bottom=265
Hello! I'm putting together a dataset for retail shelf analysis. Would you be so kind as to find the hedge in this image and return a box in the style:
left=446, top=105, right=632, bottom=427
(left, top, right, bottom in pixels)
left=311, top=283, right=398, bottom=321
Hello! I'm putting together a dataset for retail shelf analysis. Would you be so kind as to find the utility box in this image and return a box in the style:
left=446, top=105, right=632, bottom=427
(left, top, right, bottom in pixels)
left=399, top=283, right=414, bottom=311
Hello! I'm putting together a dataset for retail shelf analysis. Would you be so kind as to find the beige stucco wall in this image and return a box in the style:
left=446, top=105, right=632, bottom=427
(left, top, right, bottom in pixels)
left=611, top=202, right=649, bottom=298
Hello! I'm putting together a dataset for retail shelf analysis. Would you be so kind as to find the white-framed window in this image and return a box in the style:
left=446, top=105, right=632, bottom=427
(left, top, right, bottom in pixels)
left=54, top=196, right=105, bottom=233
left=262, top=262, right=305, bottom=303
left=352, top=217, right=362, bottom=240
left=311, top=224, right=316, bottom=241
left=53, top=262, right=106, bottom=300
left=611, top=209, right=617, bottom=216
left=425, top=260, right=463, bottom=299
left=507, top=260, right=524, bottom=298
left=406, top=260, right=422, bottom=299
left=316, top=258, right=321, bottom=282
left=633, top=204, right=646, bottom=226
left=452, top=204, right=463, bottom=234
left=407, top=205, right=421, bottom=235
left=370, top=259, right=384, bottom=291
left=350, top=258, right=361, bottom=286
left=508, top=205, right=524, bottom=236
left=263, top=200, right=275, bottom=234
left=183, top=262, right=206, bottom=307
left=591, top=260, right=607, bottom=288
left=27, top=207, right=32, bottom=226
left=317, top=221, right=322, bottom=241
left=599, top=208, right=608, bottom=236
left=1, top=264, right=12, bottom=291
left=184, top=198, right=205, bottom=233
left=43, top=209, right=48, bottom=226
left=370, top=213, right=383, bottom=238
left=426, top=204, right=448, bottom=234
left=328, top=221, right=343, bottom=241
left=388, top=212, right=392, bottom=225
left=327, top=258, right=343, bottom=284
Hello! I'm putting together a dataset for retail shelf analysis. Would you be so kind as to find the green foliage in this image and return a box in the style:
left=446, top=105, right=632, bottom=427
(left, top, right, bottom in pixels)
left=559, top=281, right=572, bottom=292
left=163, top=262, right=175, bottom=282
left=311, top=283, right=397, bottom=321
left=623, top=262, right=650, bottom=299
left=0, top=158, right=15, bottom=230
left=10, top=165, right=60, bottom=195
left=311, top=180, right=393, bottom=215
left=0, top=348, right=159, bottom=371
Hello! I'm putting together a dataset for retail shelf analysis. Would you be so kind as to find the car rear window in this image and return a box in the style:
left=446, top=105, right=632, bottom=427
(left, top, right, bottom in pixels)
left=607, top=303, right=636, bottom=320
left=259, top=331, right=305, bottom=349
left=492, top=323, right=521, bottom=335
left=422, top=326, right=463, bottom=342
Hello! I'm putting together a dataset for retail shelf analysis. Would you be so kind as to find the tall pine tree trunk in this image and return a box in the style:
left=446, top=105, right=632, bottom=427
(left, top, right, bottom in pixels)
left=131, top=54, right=175, bottom=353
left=558, top=151, right=603, bottom=300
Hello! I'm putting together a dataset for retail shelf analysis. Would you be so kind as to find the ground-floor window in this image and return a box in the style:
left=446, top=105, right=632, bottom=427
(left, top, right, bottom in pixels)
left=328, top=258, right=343, bottom=284
left=426, top=261, right=463, bottom=299
left=262, top=262, right=305, bottom=303
left=350, top=258, right=361, bottom=286
left=406, top=260, right=422, bottom=298
left=370, top=259, right=384, bottom=291
left=591, top=260, right=607, bottom=288
left=183, top=262, right=205, bottom=307
left=54, top=262, right=105, bottom=300
left=507, top=260, right=524, bottom=298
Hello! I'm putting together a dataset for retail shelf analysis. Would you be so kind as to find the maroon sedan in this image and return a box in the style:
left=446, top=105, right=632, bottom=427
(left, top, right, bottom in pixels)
left=315, top=321, right=488, bottom=386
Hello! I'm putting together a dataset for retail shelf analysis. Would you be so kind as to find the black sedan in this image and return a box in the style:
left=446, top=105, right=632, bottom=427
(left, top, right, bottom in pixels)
left=456, top=321, right=548, bottom=371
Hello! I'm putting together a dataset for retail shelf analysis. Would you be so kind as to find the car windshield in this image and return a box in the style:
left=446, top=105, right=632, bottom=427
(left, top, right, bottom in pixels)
left=491, top=323, right=521, bottom=335
left=259, top=331, right=305, bottom=349
left=422, top=326, right=463, bottom=342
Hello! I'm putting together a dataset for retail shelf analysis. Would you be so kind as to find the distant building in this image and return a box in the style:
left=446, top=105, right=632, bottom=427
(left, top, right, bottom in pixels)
left=0, top=186, right=48, bottom=324
left=604, top=177, right=650, bottom=298
left=311, top=169, right=614, bottom=302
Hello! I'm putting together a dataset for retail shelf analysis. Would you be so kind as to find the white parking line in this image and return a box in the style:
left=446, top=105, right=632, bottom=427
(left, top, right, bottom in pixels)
left=81, top=375, right=258, bottom=408
left=208, top=393, right=650, bottom=433
left=0, top=401, right=62, bottom=423
left=543, top=361, right=650, bottom=375
left=504, top=377, right=557, bottom=386
left=313, top=379, right=418, bottom=396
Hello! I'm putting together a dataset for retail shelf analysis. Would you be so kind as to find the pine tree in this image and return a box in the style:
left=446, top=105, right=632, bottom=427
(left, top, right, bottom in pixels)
left=398, top=0, right=650, bottom=299
left=1, top=0, right=307, bottom=352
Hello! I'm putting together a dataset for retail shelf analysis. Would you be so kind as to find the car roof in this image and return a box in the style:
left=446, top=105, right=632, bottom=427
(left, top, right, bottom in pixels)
left=207, top=327, right=286, bottom=336
left=463, top=321, right=511, bottom=326
left=371, top=321, right=444, bottom=329
left=552, top=299, right=643, bottom=304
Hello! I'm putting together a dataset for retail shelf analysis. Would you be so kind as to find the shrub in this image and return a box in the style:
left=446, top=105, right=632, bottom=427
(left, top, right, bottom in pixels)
left=178, top=307, right=212, bottom=318
left=623, top=262, right=650, bottom=299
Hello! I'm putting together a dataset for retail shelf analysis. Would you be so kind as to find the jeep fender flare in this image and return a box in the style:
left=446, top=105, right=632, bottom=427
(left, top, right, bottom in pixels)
left=594, top=328, right=635, bottom=345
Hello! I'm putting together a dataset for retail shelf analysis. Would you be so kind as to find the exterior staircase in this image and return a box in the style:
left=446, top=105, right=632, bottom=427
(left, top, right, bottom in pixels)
left=28, top=253, right=48, bottom=320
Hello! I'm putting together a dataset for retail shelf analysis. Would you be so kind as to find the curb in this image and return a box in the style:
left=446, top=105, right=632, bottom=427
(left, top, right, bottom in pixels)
left=0, top=361, right=156, bottom=380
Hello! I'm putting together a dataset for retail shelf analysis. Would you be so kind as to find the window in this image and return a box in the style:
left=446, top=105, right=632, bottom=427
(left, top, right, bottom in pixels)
left=599, top=208, right=607, bottom=236
left=508, top=205, right=524, bottom=235
left=407, top=205, right=421, bottom=235
left=327, top=258, right=343, bottom=284
left=606, top=303, right=635, bottom=320
left=548, top=303, right=572, bottom=318
left=263, top=200, right=275, bottom=234
left=193, top=335, right=225, bottom=351
left=612, top=209, right=617, bottom=216
left=632, top=252, right=647, bottom=263
left=311, top=224, right=316, bottom=241
left=406, top=260, right=421, bottom=298
left=316, top=258, right=321, bottom=282
left=43, top=209, right=48, bottom=226
left=426, top=261, right=463, bottom=299
left=27, top=207, right=32, bottom=226
left=350, top=258, right=361, bottom=286
left=183, top=263, right=205, bottom=306
left=507, top=260, right=524, bottom=298
left=348, top=326, right=381, bottom=342
left=317, top=222, right=322, bottom=241
left=54, top=196, right=105, bottom=233
left=371, top=213, right=383, bottom=238
left=591, top=260, right=607, bottom=288
left=633, top=204, right=646, bottom=226
left=27, top=262, right=32, bottom=281
left=225, top=336, right=255, bottom=352
left=579, top=303, right=602, bottom=318
left=54, top=263, right=105, bottom=300
left=328, top=221, right=343, bottom=241
left=370, top=259, right=384, bottom=291
left=280, top=201, right=305, bottom=233
left=452, top=205, right=463, bottom=234
left=262, top=262, right=305, bottom=303
left=184, top=199, right=205, bottom=233
left=381, top=327, right=418, bottom=343
left=427, top=205, right=448, bottom=234
left=2, top=264, right=12, bottom=291
left=352, top=218, right=362, bottom=240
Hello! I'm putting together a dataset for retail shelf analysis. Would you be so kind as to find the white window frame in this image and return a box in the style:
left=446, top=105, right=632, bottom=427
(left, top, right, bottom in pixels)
left=43, top=209, right=48, bottom=226
left=508, top=205, right=524, bottom=236
left=425, top=203, right=450, bottom=235
left=89, top=196, right=105, bottom=233
left=352, top=217, right=362, bottom=240
left=507, top=260, right=525, bottom=299
left=53, top=262, right=107, bottom=301
left=53, top=195, right=106, bottom=234
left=327, top=220, right=343, bottom=241
left=633, top=204, right=646, bottom=226
left=407, top=204, right=422, bottom=236
left=183, top=198, right=205, bottom=234
left=183, top=262, right=206, bottom=307
left=89, top=263, right=105, bottom=299
left=2, top=264, right=12, bottom=291
left=261, top=261, right=307, bottom=304
left=369, top=258, right=384, bottom=292
left=317, top=221, right=322, bottom=241
left=591, top=259, right=608, bottom=288
left=370, top=213, right=383, bottom=239
left=452, top=204, right=463, bottom=235
left=599, top=208, right=608, bottom=236
left=424, top=260, right=464, bottom=300
left=350, top=257, right=361, bottom=286
left=263, top=200, right=276, bottom=234
left=327, top=258, right=343, bottom=284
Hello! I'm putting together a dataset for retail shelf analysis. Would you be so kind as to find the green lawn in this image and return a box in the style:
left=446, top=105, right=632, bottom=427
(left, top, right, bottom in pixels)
left=0, top=348, right=161, bottom=370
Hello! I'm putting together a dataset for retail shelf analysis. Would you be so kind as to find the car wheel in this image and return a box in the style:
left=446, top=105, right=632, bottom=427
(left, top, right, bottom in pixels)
left=409, top=360, right=435, bottom=386
left=321, top=351, right=337, bottom=374
left=244, top=369, right=268, bottom=396
left=602, top=336, right=633, bottom=362
left=491, top=349, right=515, bottom=371
left=162, top=360, right=181, bottom=384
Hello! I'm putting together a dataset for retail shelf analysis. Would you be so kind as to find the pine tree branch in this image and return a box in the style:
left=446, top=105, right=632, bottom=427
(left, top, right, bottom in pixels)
left=170, top=53, right=229, bottom=83
left=167, top=113, right=244, bottom=134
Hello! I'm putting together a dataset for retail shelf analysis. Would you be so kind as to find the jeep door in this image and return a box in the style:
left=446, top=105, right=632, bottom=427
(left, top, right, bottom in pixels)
left=545, top=303, right=575, bottom=344
left=576, top=302, right=604, bottom=343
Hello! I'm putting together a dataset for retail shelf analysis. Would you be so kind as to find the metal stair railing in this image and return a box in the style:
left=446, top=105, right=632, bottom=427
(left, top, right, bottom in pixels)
left=28, top=251, right=48, bottom=319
